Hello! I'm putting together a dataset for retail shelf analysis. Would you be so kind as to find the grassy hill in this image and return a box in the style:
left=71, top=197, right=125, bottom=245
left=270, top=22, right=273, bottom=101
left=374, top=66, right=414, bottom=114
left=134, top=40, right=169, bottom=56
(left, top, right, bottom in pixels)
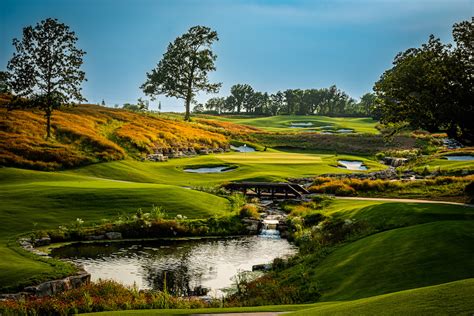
left=0, top=167, right=231, bottom=292
left=201, top=114, right=379, bottom=133
left=0, top=101, right=237, bottom=170
left=290, top=278, right=474, bottom=316
left=273, top=199, right=474, bottom=303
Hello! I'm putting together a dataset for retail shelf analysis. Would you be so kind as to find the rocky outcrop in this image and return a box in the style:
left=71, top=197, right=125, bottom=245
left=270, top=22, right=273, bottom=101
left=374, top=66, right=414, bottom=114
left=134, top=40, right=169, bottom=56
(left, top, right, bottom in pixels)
left=241, top=218, right=261, bottom=234
left=382, top=157, right=408, bottom=167
left=23, top=271, right=91, bottom=297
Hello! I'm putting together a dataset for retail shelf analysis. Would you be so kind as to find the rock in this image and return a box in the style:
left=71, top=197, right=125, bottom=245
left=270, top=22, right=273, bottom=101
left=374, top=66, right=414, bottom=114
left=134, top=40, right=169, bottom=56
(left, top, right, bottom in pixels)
left=34, top=237, right=51, bottom=246
left=105, top=232, right=122, bottom=240
left=198, top=149, right=209, bottom=155
left=0, top=292, right=29, bottom=300
left=242, top=219, right=260, bottom=234
left=252, top=263, right=272, bottom=271
left=383, top=157, right=408, bottom=167
left=68, top=273, right=91, bottom=288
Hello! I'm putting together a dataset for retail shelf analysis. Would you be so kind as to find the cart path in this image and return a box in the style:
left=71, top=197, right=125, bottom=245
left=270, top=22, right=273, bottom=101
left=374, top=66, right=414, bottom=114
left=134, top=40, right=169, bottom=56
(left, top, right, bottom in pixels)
left=335, top=196, right=473, bottom=207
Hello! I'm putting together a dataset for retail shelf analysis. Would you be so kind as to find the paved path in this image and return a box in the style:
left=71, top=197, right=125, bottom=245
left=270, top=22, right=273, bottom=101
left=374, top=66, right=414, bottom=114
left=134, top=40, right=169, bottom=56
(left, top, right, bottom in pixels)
left=192, top=313, right=289, bottom=316
left=335, top=196, right=473, bottom=207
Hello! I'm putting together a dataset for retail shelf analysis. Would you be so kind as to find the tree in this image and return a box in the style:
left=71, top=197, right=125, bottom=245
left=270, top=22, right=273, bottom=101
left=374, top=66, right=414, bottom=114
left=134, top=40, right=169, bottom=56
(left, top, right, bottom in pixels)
left=0, top=71, right=9, bottom=93
left=6, top=18, right=86, bottom=139
left=358, top=93, right=377, bottom=116
left=141, top=26, right=221, bottom=121
left=374, top=18, right=473, bottom=142
left=205, top=97, right=225, bottom=114
left=229, top=84, right=254, bottom=113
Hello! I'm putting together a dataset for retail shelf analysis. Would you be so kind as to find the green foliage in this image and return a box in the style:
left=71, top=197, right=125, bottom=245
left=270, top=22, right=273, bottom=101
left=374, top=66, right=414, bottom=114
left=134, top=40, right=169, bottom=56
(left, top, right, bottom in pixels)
left=239, top=204, right=260, bottom=219
left=0, top=280, right=217, bottom=315
left=374, top=18, right=473, bottom=143
left=6, top=18, right=87, bottom=139
left=141, top=25, right=221, bottom=121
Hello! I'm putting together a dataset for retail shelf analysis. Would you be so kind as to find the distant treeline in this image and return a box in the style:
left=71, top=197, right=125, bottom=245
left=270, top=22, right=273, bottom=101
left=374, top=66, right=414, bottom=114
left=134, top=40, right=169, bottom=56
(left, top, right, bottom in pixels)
left=194, top=84, right=377, bottom=118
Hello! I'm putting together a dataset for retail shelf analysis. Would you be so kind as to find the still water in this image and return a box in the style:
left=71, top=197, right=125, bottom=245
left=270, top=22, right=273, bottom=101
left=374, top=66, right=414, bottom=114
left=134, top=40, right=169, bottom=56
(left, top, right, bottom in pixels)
left=51, top=236, right=297, bottom=297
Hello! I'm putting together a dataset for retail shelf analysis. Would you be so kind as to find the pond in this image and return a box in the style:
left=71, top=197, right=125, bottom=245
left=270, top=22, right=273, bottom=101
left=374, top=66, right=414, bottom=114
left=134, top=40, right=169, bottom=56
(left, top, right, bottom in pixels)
left=335, top=129, right=354, bottom=133
left=51, top=236, right=297, bottom=297
left=184, top=166, right=235, bottom=173
left=444, top=155, right=474, bottom=161
left=290, top=122, right=313, bottom=128
left=231, top=144, right=256, bottom=153
left=338, top=160, right=368, bottom=170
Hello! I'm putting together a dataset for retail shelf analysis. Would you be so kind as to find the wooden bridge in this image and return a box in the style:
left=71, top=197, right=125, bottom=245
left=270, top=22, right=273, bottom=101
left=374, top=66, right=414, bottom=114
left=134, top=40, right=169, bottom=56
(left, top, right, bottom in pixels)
left=225, top=182, right=310, bottom=199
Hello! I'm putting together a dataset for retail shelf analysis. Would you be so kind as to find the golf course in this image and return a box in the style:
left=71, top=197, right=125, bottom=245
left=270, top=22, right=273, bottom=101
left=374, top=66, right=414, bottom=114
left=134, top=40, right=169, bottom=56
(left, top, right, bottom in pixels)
left=1, top=4, right=473, bottom=315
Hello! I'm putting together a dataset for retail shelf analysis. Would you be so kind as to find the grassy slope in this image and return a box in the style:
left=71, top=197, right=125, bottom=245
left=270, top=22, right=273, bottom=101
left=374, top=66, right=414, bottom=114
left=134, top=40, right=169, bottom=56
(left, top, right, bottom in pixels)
left=0, top=148, right=386, bottom=291
left=64, top=151, right=386, bottom=186
left=203, top=115, right=379, bottom=133
left=83, top=279, right=474, bottom=315
left=323, top=199, right=474, bottom=229
left=0, top=167, right=230, bottom=292
left=276, top=200, right=474, bottom=302
left=280, top=221, right=474, bottom=302
left=291, top=278, right=474, bottom=316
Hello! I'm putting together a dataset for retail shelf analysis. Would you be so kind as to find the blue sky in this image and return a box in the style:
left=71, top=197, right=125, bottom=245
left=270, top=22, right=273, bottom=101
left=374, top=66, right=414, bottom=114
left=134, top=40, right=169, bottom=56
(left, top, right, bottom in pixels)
left=1, top=0, right=472, bottom=111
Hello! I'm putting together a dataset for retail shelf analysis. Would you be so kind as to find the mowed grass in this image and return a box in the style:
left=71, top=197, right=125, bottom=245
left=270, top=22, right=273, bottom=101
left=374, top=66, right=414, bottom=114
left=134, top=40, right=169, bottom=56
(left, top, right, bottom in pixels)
left=0, top=167, right=230, bottom=292
left=83, top=278, right=474, bottom=315
left=322, top=199, right=474, bottom=229
left=0, top=150, right=383, bottom=291
left=66, top=151, right=386, bottom=186
left=290, top=278, right=474, bottom=316
left=202, top=115, right=379, bottom=133
left=412, top=157, right=474, bottom=173
left=280, top=221, right=474, bottom=302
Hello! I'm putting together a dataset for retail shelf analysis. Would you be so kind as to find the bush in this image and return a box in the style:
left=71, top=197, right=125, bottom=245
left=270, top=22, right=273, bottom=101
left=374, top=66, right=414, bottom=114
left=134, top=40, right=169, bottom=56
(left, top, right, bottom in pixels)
left=239, top=204, right=260, bottom=219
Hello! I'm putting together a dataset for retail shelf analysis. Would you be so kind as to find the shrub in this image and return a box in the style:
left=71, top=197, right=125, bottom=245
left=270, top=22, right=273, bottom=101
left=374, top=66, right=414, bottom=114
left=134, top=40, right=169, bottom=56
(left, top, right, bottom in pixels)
left=239, top=204, right=260, bottom=219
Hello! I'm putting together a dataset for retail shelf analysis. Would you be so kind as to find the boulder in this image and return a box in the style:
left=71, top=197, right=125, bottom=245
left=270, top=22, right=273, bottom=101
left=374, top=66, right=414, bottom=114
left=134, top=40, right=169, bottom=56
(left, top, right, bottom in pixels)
left=105, top=232, right=122, bottom=240
left=34, top=237, right=51, bottom=246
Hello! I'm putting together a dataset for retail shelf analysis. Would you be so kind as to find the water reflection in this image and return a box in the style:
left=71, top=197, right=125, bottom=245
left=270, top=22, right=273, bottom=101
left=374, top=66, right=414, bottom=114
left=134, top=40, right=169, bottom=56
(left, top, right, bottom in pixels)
left=51, top=236, right=297, bottom=296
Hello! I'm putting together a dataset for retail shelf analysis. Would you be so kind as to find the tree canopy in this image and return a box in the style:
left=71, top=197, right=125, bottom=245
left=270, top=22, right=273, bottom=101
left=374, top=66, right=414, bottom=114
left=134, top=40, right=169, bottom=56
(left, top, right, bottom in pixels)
left=374, top=18, right=473, bottom=143
left=141, top=26, right=221, bottom=121
left=6, top=18, right=86, bottom=139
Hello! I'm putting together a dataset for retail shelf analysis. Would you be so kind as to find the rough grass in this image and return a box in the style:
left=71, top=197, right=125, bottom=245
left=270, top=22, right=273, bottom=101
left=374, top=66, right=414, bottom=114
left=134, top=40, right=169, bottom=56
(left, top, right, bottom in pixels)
left=0, top=102, right=230, bottom=170
left=308, top=176, right=474, bottom=202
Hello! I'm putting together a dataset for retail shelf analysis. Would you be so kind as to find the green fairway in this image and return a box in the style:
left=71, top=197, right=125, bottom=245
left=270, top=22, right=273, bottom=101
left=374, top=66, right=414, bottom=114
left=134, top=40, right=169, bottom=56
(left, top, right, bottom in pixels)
left=280, top=221, right=474, bottom=301
left=65, top=151, right=385, bottom=186
left=412, top=157, right=474, bottom=174
left=289, top=278, right=474, bottom=316
left=0, top=168, right=230, bottom=292
left=0, top=150, right=384, bottom=291
left=202, top=115, right=379, bottom=133
left=323, top=199, right=474, bottom=229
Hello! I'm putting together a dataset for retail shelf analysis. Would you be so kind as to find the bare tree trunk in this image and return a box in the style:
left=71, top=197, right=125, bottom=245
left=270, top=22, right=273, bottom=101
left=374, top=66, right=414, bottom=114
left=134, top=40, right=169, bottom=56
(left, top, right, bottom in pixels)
left=184, top=96, right=191, bottom=121
left=45, top=109, right=52, bottom=139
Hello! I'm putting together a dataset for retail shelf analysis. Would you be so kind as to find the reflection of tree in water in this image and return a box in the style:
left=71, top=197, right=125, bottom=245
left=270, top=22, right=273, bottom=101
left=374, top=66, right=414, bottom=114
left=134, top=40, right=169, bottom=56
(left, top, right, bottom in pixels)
left=142, top=243, right=207, bottom=296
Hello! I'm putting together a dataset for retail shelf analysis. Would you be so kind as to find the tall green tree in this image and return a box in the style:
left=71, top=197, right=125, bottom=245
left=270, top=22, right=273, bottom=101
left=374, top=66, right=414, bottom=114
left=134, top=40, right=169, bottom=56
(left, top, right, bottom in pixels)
left=141, top=26, right=221, bottom=121
left=229, top=84, right=254, bottom=113
left=205, top=97, right=226, bottom=114
left=374, top=18, right=473, bottom=142
left=6, top=18, right=86, bottom=139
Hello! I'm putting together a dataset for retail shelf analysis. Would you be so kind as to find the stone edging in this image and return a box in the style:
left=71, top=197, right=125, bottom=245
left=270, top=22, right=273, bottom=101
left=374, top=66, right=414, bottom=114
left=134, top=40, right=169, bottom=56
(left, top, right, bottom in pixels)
left=0, top=237, right=91, bottom=300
